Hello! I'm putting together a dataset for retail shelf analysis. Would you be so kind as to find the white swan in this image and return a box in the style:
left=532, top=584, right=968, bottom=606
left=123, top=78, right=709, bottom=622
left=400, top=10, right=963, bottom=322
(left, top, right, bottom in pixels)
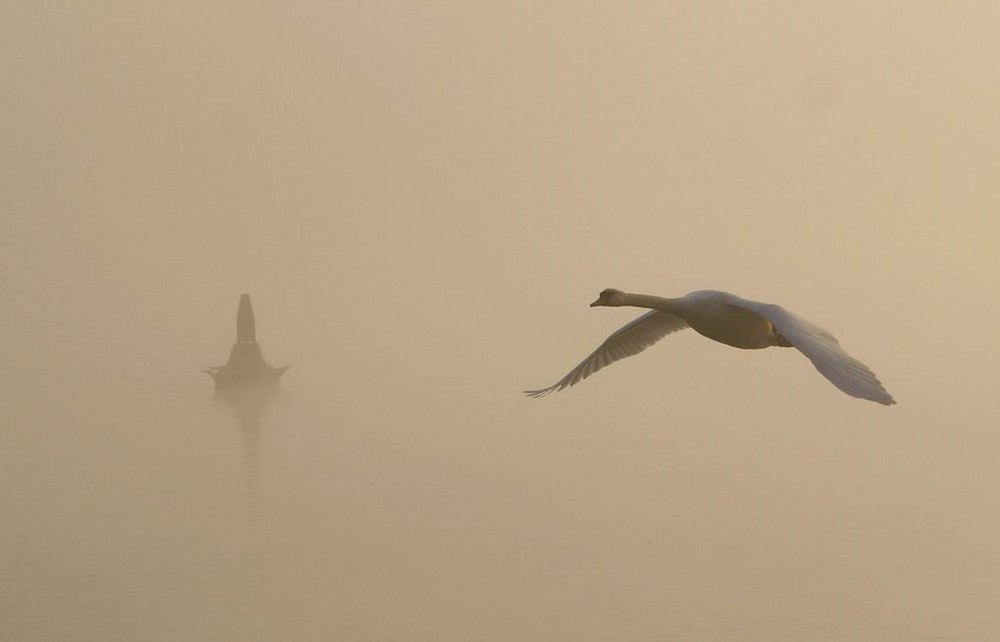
left=525, top=289, right=895, bottom=405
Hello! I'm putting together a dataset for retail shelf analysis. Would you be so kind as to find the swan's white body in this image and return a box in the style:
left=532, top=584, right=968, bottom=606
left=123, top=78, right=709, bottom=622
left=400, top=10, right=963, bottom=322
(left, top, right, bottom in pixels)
left=525, top=289, right=895, bottom=405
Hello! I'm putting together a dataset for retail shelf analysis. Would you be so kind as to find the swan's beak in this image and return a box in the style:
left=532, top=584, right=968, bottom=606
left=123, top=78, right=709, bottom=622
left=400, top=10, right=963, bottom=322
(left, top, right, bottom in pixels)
left=590, top=298, right=602, bottom=307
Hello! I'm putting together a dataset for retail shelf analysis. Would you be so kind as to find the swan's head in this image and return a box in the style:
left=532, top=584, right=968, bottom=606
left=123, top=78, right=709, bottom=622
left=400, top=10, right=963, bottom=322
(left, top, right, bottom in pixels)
left=591, top=288, right=627, bottom=307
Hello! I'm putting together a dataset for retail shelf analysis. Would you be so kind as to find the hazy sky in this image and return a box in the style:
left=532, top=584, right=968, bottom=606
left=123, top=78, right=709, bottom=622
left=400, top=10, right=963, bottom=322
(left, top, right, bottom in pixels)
left=3, top=3, right=999, bottom=640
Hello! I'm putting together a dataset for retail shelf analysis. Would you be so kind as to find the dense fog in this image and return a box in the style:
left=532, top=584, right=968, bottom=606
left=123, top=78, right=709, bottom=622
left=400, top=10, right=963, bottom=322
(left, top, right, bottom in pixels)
left=3, top=3, right=999, bottom=640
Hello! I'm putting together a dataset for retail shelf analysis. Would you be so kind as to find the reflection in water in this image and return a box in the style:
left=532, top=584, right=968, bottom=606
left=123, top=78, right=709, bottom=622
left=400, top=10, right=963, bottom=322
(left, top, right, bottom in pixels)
left=213, top=382, right=284, bottom=642
left=215, top=384, right=279, bottom=523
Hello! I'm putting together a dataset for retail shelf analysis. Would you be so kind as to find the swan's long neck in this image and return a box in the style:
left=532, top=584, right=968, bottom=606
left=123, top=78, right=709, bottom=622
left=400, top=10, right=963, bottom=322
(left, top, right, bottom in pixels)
left=619, top=292, right=684, bottom=312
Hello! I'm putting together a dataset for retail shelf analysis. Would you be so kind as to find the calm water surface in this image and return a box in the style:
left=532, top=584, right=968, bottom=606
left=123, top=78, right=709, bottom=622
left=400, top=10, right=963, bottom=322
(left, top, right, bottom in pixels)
left=2, top=375, right=998, bottom=641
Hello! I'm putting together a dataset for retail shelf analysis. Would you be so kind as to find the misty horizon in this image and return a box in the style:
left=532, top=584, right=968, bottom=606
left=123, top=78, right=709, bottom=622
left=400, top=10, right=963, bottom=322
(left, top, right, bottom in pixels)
left=3, top=3, right=999, bottom=640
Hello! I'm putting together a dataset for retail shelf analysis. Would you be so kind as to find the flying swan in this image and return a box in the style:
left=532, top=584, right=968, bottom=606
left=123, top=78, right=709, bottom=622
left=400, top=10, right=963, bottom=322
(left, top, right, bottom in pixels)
left=525, top=289, right=895, bottom=405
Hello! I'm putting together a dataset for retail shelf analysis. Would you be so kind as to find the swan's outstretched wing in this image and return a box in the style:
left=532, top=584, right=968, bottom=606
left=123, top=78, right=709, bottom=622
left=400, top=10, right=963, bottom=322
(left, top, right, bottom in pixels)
left=525, top=311, right=689, bottom=397
left=723, top=294, right=896, bottom=405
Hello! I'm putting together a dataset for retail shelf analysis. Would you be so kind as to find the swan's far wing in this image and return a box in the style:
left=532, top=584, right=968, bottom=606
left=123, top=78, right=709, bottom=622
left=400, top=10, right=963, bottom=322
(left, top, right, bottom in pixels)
left=524, top=311, right=689, bottom=397
left=725, top=295, right=896, bottom=405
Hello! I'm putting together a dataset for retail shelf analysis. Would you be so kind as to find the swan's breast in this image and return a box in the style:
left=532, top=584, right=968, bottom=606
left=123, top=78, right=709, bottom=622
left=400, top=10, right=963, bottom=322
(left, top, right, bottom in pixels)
left=685, top=303, right=782, bottom=349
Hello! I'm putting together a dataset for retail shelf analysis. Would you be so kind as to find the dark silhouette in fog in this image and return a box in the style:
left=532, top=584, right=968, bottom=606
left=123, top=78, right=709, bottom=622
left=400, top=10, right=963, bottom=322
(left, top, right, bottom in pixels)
left=206, top=294, right=288, bottom=519
left=205, top=294, right=289, bottom=389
